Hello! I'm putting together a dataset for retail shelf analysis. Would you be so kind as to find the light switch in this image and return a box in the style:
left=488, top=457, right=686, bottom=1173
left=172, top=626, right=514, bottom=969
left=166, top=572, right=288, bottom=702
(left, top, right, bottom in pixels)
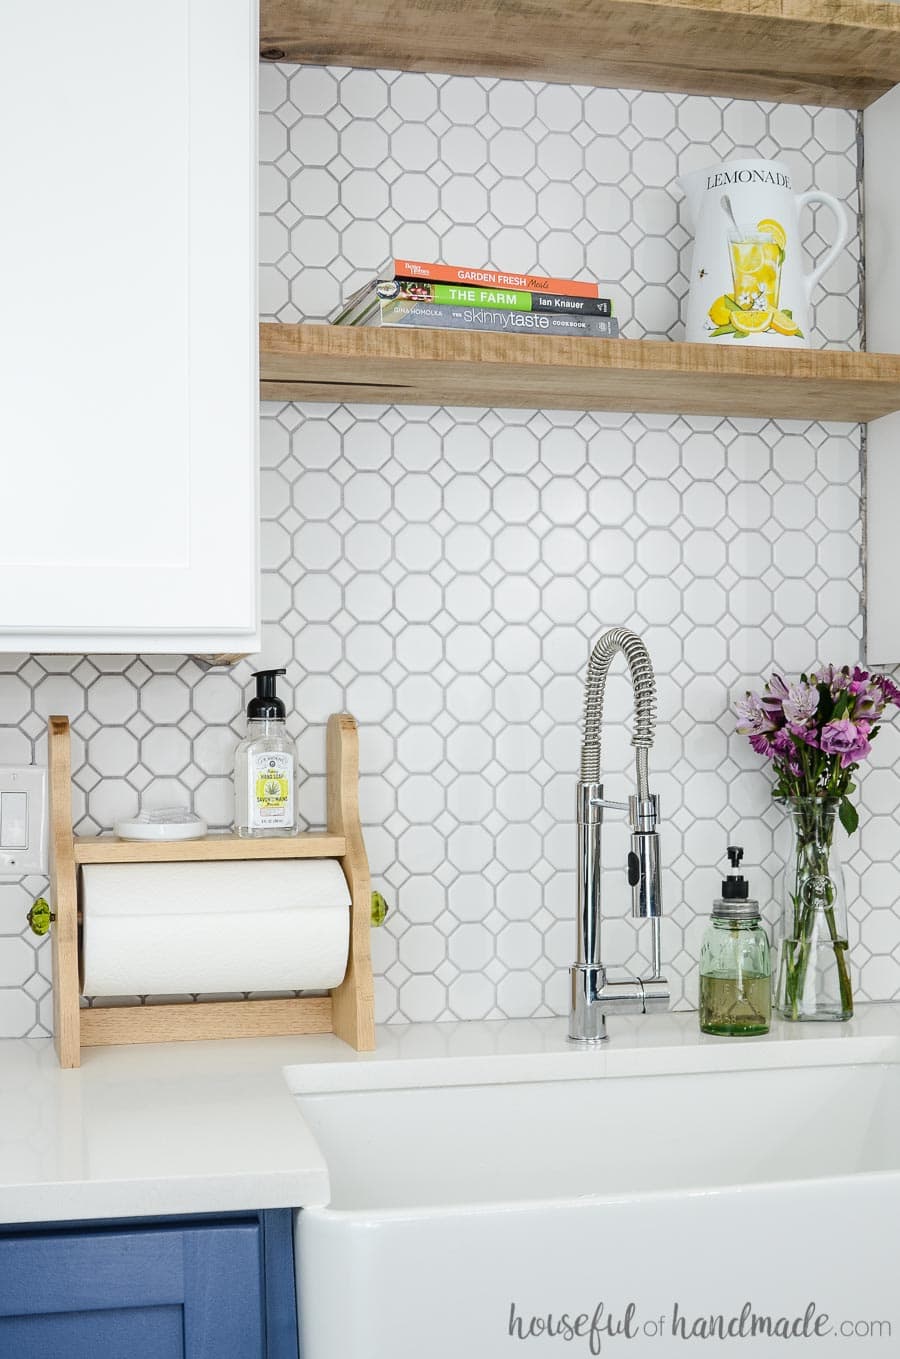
left=0, top=792, right=27, bottom=849
left=0, top=767, right=48, bottom=875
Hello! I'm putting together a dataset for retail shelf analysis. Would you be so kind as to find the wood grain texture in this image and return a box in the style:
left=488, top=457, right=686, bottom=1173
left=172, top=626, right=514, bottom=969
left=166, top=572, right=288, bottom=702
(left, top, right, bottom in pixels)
left=48, top=717, right=81, bottom=1069
left=80, top=996, right=334, bottom=1047
left=260, top=0, right=900, bottom=108
left=190, top=654, right=251, bottom=667
left=326, top=713, right=376, bottom=1052
left=74, top=831, right=346, bottom=864
left=260, top=323, right=900, bottom=422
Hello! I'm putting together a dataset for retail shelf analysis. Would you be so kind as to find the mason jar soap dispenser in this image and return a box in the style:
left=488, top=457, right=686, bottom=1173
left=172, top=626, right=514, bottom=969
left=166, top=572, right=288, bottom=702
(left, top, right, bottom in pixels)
left=699, top=846, right=771, bottom=1036
left=234, top=668, right=298, bottom=838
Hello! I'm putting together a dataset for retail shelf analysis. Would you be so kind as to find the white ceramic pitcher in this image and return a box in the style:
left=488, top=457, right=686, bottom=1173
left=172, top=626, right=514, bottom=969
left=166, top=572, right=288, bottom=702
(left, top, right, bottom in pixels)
left=678, top=158, right=849, bottom=348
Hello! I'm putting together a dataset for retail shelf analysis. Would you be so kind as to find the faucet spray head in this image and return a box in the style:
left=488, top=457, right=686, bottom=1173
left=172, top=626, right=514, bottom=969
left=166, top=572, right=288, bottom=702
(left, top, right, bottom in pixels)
left=628, top=795, right=662, bottom=920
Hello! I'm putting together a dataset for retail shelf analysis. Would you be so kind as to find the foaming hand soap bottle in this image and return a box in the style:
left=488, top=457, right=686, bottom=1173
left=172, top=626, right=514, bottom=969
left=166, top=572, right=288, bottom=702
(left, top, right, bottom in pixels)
left=234, top=667, right=298, bottom=838
left=699, top=846, right=771, bottom=1037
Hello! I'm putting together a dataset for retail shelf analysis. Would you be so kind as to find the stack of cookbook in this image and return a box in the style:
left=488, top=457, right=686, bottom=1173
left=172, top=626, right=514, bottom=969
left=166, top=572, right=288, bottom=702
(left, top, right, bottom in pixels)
left=331, top=258, right=618, bottom=338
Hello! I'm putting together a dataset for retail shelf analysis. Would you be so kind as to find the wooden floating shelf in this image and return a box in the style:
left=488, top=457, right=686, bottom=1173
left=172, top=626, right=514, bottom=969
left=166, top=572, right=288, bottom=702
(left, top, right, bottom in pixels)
left=260, top=0, right=900, bottom=109
left=260, top=323, right=900, bottom=422
left=73, top=830, right=346, bottom=865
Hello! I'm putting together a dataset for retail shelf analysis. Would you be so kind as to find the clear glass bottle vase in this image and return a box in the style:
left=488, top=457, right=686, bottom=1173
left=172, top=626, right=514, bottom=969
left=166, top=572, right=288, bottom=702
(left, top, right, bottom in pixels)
left=774, top=796, right=853, bottom=1022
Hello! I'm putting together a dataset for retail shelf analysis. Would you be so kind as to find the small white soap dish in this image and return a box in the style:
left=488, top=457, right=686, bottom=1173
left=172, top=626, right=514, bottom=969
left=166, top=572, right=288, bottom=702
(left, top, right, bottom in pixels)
left=114, top=808, right=208, bottom=841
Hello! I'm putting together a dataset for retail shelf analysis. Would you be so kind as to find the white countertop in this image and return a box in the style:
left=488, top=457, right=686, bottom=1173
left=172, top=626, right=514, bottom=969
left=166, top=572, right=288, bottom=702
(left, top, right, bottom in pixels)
left=0, top=1034, right=334, bottom=1224
left=4, top=1004, right=900, bottom=1225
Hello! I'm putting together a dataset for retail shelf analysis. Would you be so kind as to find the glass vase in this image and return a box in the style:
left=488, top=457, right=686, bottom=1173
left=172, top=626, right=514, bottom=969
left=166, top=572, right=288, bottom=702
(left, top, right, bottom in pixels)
left=774, top=796, right=853, bottom=1022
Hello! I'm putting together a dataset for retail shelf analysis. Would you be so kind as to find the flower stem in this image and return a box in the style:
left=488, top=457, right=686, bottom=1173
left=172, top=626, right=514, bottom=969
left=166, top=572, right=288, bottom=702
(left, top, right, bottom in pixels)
left=780, top=797, right=852, bottom=1021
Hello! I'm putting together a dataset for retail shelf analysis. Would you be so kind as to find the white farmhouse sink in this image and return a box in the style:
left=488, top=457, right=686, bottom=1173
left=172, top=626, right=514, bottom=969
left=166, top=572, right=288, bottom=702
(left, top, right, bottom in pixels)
left=292, top=1017, right=900, bottom=1357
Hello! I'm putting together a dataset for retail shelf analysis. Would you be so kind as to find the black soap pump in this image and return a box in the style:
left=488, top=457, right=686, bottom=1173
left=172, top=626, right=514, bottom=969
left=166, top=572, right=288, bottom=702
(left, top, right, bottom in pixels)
left=698, top=846, right=771, bottom=1036
left=233, top=668, right=298, bottom=837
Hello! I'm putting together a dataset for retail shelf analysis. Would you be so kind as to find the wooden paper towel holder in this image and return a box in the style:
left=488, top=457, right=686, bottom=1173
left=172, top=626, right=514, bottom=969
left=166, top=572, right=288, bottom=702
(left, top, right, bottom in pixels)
left=42, top=713, right=376, bottom=1068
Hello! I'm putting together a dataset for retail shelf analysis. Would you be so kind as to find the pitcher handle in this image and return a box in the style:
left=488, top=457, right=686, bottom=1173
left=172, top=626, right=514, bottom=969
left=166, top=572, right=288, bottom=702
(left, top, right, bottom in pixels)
left=796, top=191, right=849, bottom=298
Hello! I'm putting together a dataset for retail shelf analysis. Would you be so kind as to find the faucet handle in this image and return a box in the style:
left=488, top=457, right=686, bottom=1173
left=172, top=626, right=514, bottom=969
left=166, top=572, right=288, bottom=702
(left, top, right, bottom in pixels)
left=590, top=796, right=630, bottom=813
left=596, top=975, right=670, bottom=1016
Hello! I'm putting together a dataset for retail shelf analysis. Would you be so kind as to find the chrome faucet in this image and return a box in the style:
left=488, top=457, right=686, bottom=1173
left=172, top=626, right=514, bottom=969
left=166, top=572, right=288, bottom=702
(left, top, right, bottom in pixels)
left=569, top=627, right=670, bottom=1043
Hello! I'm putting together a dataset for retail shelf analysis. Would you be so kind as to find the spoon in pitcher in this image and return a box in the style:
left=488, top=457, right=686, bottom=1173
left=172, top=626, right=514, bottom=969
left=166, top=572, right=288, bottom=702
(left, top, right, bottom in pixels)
left=721, top=194, right=741, bottom=234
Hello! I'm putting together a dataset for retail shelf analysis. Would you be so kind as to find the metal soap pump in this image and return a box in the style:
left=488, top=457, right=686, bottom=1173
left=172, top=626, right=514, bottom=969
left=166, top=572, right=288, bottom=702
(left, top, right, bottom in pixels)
left=234, top=667, right=298, bottom=838
left=699, top=846, right=771, bottom=1037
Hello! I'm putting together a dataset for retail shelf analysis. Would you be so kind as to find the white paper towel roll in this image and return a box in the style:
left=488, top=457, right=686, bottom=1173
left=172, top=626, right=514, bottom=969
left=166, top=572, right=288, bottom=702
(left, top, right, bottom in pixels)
left=81, top=858, right=351, bottom=997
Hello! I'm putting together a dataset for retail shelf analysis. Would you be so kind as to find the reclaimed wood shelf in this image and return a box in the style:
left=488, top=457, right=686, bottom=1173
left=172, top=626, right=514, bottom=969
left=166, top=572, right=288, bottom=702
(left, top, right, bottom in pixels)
left=260, top=323, right=900, bottom=422
left=261, top=0, right=900, bottom=109
left=73, top=830, right=346, bottom=865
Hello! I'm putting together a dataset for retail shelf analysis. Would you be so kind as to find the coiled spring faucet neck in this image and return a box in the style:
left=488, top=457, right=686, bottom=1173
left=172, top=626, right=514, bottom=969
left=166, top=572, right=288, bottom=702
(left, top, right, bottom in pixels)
left=580, top=626, right=657, bottom=794
left=570, top=626, right=669, bottom=1044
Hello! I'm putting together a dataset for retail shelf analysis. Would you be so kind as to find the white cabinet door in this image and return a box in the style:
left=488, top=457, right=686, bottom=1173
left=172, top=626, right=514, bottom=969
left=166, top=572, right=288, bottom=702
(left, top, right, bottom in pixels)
left=0, top=0, right=259, bottom=654
left=865, top=82, right=900, bottom=665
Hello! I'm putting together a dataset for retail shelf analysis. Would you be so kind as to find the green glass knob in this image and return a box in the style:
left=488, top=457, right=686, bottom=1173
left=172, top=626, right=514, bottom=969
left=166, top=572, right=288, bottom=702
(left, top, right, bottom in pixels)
left=27, top=897, right=54, bottom=937
left=370, top=891, right=388, bottom=927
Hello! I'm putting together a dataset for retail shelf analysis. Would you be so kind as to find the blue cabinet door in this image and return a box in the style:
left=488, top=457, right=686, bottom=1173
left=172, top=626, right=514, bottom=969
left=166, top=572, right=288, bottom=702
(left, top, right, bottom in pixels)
left=0, top=1216, right=281, bottom=1359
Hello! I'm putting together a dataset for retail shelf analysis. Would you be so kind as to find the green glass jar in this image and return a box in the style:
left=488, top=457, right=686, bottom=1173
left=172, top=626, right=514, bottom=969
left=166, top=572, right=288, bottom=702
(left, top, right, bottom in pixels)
left=699, top=847, right=771, bottom=1037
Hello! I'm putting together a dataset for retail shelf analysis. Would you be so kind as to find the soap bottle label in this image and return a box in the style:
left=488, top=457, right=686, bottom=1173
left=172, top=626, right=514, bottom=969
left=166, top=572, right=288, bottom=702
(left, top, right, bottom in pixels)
left=249, top=753, right=294, bottom=829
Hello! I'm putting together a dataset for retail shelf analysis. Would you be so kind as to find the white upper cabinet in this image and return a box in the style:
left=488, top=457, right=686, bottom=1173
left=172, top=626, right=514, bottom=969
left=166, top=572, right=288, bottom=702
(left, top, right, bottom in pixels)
left=865, top=81, right=900, bottom=665
left=0, top=0, right=259, bottom=653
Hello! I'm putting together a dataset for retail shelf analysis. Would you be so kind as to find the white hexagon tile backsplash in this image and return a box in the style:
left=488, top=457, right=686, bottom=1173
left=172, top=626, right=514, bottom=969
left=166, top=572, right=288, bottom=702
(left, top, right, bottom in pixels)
left=0, top=67, right=891, bottom=1037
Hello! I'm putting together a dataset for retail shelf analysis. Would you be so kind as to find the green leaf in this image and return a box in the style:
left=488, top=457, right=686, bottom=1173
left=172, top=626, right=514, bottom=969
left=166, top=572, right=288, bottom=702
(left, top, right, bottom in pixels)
left=817, top=683, right=835, bottom=724
left=832, top=691, right=852, bottom=720
left=782, top=309, right=793, bottom=318
left=723, top=296, right=744, bottom=312
left=710, top=323, right=738, bottom=336
left=839, top=797, right=859, bottom=835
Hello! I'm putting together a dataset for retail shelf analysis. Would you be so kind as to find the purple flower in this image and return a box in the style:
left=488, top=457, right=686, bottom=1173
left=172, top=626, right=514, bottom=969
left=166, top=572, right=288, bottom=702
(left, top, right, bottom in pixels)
left=762, top=674, right=790, bottom=722
left=772, top=727, right=806, bottom=775
left=782, top=682, right=818, bottom=727
left=820, top=717, right=872, bottom=768
left=748, top=731, right=776, bottom=759
left=819, top=717, right=856, bottom=755
left=812, top=663, right=851, bottom=693
left=847, top=727, right=872, bottom=766
left=735, top=692, right=775, bottom=737
left=740, top=663, right=897, bottom=790
left=873, top=674, right=900, bottom=707
left=851, top=682, right=885, bottom=722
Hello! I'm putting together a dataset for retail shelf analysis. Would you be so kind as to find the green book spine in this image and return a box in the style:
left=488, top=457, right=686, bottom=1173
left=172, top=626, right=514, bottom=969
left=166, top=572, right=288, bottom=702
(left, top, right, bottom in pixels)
left=431, top=283, right=531, bottom=310
left=397, top=280, right=613, bottom=316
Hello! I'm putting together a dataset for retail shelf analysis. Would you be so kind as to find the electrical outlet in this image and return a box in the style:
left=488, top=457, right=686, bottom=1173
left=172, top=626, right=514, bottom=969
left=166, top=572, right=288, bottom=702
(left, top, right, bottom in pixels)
left=0, top=767, right=48, bottom=875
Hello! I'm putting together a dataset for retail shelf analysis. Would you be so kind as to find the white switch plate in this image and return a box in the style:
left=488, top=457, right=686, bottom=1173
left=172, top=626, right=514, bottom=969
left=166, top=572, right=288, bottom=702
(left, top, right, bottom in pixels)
left=0, top=767, right=48, bottom=875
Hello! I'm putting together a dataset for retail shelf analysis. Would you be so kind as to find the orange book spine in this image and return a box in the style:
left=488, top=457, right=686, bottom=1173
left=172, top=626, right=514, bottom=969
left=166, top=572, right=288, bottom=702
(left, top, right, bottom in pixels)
left=393, top=258, right=599, bottom=299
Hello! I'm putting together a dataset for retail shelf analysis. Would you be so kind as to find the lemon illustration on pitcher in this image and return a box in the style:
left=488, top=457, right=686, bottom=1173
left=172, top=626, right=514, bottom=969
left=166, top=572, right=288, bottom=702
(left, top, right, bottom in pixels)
left=679, top=158, right=849, bottom=348
left=707, top=217, right=802, bottom=340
